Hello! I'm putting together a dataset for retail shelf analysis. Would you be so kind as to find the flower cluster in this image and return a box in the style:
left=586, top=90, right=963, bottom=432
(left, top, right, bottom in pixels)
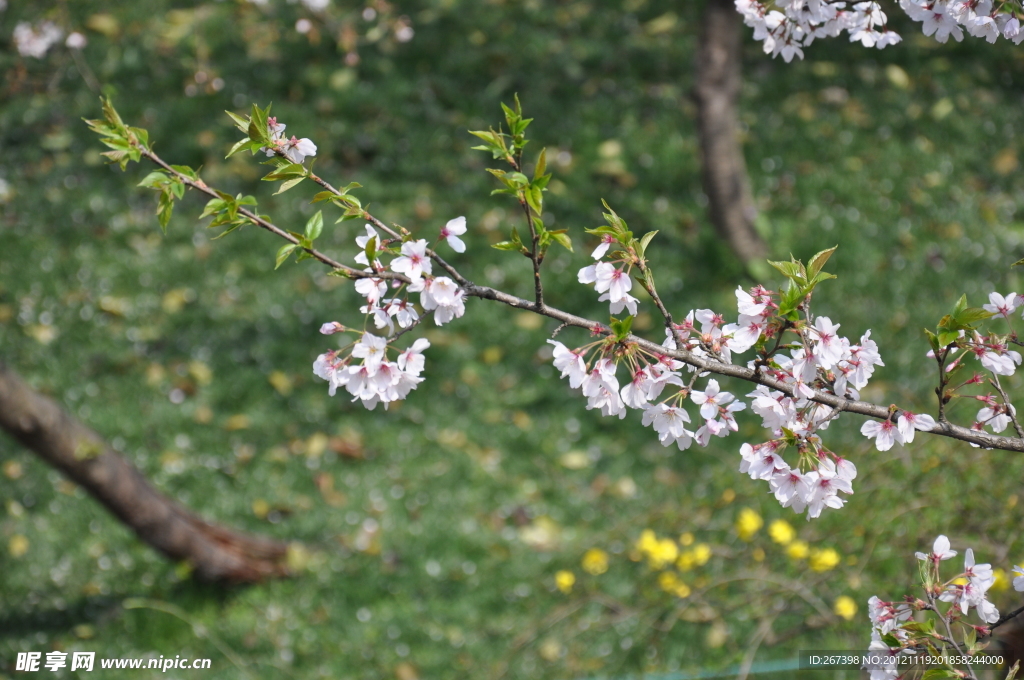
left=549, top=335, right=747, bottom=450
left=734, top=0, right=900, bottom=62
left=901, top=0, right=1024, bottom=44
left=732, top=297, right=882, bottom=517
left=260, top=116, right=317, bottom=164
left=313, top=216, right=469, bottom=408
left=865, top=535, right=1021, bottom=680
left=313, top=330, right=429, bottom=409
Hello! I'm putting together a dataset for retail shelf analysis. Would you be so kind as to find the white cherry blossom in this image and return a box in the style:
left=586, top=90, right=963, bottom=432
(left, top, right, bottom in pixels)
left=439, top=216, right=467, bottom=252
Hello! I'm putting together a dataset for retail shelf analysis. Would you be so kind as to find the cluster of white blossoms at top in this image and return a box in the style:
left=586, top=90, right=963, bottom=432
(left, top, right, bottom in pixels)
left=312, top=214, right=469, bottom=408
left=865, top=535, right=1024, bottom=680
left=734, top=0, right=900, bottom=62
left=735, top=0, right=1024, bottom=60
left=261, top=117, right=318, bottom=164
left=901, top=0, right=1024, bottom=44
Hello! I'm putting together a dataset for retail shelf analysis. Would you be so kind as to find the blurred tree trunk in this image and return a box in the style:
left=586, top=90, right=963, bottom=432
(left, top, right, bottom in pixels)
left=0, top=362, right=290, bottom=583
left=694, top=0, right=768, bottom=267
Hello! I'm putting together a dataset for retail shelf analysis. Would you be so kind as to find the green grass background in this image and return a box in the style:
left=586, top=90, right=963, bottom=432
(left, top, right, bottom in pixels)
left=3, top=1, right=1024, bottom=678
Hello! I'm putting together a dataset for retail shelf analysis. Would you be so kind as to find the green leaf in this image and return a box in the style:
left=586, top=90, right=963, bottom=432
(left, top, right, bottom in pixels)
left=777, top=281, right=804, bottom=320
left=533, top=148, right=546, bottom=181
left=275, top=243, right=297, bottom=270
left=951, top=294, right=968, bottom=319
left=225, top=138, right=252, bottom=159
left=101, top=96, right=126, bottom=132
left=1013, top=257, right=1024, bottom=267
left=525, top=185, right=543, bottom=215
left=311, top=191, right=336, bottom=203
left=249, top=103, right=270, bottom=144
left=954, top=307, right=995, bottom=325
left=638, top=230, right=658, bottom=254
left=507, top=171, right=530, bottom=186
left=262, top=163, right=307, bottom=181
left=199, top=198, right=227, bottom=219
left=210, top=222, right=245, bottom=240
left=491, top=240, right=522, bottom=252
left=808, top=271, right=837, bottom=286
left=225, top=109, right=249, bottom=132
left=304, top=211, right=324, bottom=241
left=807, top=245, right=838, bottom=278
left=274, top=177, right=305, bottom=195
left=610, top=315, right=634, bottom=340
left=170, top=165, right=197, bottom=180
left=768, top=259, right=804, bottom=282
left=468, top=130, right=499, bottom=146
left=920, top=670, right=958, bottom=680
left=138, top=171, right=169, bottom=189
left=550, top=230, right=573, bottom=252
left=170, top=180, right=185, bottom=199
left=364, top=235, right=378, bottom=263
left=924, top=329, right=941, bottom=353
left=128, top=126, right=149, bottom=149
left=157, top=190, right=174, bottom=233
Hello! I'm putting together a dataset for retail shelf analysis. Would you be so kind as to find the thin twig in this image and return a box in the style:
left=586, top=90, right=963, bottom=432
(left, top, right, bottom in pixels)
left=988, top=601, right=1024, bottom=633
left=519, top=196, right=544, bottom=308
left=991, top=373, right=1024, bottom=438
left=142, top=150, right=404, bottom=283
left=926, top=591, right=976, bottom=680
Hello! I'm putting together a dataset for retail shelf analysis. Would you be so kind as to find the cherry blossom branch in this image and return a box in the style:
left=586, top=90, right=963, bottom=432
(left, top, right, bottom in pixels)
left=306, top=172, right=470, bottom=289
left=145, top=155, right=1024, bottom=452
left=134, top=135, right=1024, bottom=453
left=140, top=148, right=407, bottom=284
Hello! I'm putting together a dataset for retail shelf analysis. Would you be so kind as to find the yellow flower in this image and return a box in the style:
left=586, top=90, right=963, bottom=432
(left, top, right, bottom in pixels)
left=809, top=548, right=841, bottom=572
left=658, top=571, right=692, bottom=598
left=768, top=519, right=795, bottom=546
left=692, top=543, right=712, bottom=566
left=834, top=595, right=858, bottom=621
left=582, top=548, right=609, bottom=575
left=787, top=540, right=809, bottom=560
left=736, top=508, right=763, bottom=541
left=679, top=532, right=695, bottom=546
left=555, top=570, right=575, bottom=593
left=677, top=551, right=695, bottom=571
left=992, top=568, right=1010, bottom=592
left=636, top=529, right=658, bottom=554
left=647, top=538, right=679, bottom=570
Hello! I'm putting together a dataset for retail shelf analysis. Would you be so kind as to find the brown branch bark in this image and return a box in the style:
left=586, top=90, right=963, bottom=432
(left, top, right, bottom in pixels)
left=0, top=361, right=289, bottom=583
left=694, top=0, right=768, bottom=267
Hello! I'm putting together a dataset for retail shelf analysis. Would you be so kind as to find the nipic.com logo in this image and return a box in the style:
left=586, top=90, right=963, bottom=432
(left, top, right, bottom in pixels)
left=15, top=651, right=212, bottom=672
